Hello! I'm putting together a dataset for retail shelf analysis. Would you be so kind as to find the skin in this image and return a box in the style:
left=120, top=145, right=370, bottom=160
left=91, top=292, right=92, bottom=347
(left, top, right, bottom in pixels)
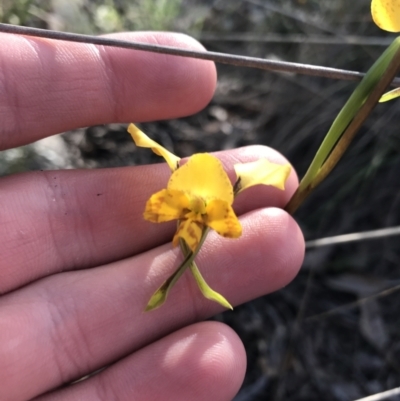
left=0, top=31, right=305, bottom=401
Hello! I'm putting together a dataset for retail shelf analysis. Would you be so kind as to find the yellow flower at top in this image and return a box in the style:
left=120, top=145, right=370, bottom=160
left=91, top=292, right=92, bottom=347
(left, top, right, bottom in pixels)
left=371, top=0, right=400, bottom=32
left=128, top=124, right=291, bottom=252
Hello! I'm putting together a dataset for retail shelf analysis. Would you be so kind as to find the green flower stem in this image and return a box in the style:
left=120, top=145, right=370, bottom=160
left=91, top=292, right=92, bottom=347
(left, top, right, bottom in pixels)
left=179, top=234, right=233, bottom=310
left=314, top=46, right=400, bottom=187
left=145, top=227, right=210, bottom=311
left=286, top=37, right=400, bottom=215
left=188, top=263, right=233, bottom=309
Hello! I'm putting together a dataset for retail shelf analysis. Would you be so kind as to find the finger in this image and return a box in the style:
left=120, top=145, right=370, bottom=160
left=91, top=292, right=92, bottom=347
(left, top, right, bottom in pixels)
left=34, top=322, right=245, bottom=401
left=0, top=32, right=216, bottom=149
left=0, top=207, right=304, bottom=400
left=0, top=145, right=298, bottom=293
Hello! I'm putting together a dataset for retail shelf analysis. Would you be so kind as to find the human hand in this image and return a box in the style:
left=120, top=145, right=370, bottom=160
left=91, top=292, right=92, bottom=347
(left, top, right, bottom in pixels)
left=0, top=31, right=304, bottom=401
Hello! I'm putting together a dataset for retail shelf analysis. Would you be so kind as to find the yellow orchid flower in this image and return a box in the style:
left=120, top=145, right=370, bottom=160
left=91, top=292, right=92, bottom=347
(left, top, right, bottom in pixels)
left=371, top=0, right=400, bottom=32
left=128, top=123, right=291, bottom=310
left=128, top=124, right=242, bottom=251
left=371, top=0, right=400, bottom=102
left=144, top=153, right=242, bottom=252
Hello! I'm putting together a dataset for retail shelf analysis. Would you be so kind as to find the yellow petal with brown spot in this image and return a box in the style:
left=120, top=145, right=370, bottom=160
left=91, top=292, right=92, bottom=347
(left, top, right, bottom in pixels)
left=234, top=160, right=291, bottom=193
left=173, top=219, right=203, bottom=251
left=128, top=123, right=180, bottom=171
left=168, top=154, right=233, bottom=204
left=144, top=189, right=189, bottom=222
left=371, top=0, right=400, bottom=32
left=205, top=200, right=242, bottom=238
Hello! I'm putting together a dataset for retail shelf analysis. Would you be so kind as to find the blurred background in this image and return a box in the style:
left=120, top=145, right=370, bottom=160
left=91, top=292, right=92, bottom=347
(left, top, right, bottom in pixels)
left=1, top=1, right=400, bottom=400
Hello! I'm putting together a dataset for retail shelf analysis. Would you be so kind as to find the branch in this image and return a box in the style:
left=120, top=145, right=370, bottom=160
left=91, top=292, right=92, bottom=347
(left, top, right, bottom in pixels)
left=1, top=23, right=399, bottom=86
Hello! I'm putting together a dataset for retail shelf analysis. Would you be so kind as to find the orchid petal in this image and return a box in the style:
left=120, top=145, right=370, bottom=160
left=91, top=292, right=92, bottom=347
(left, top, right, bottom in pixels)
left=128, top=123, right=180, bottom=171
left=173, top=219, right=203, bottom=251
left=205, top=200, right=242, bottom=238
left=168, top=154, right=233, bottom=204
left=144, top=189, right=189, bottom=222
left=234, top=160, right=291, bottom=193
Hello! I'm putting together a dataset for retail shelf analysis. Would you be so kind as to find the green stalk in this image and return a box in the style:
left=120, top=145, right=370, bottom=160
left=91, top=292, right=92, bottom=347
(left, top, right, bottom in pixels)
left=286, top=37, right=400, bottom=214
left=179, top=237, right=233, bottom=310
left=145, top=227, right=210, bottom=311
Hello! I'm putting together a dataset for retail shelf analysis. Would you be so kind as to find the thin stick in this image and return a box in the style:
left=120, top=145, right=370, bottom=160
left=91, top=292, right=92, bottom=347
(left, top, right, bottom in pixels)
left=353, top=386, right=400, bottom=401
left=1, top=23, right=400, bottom=86
left=306, top=226, right=400, bottom=249
left=305, top=283, right=400, bottom=323
left=199, top=32, right=393, bottom=46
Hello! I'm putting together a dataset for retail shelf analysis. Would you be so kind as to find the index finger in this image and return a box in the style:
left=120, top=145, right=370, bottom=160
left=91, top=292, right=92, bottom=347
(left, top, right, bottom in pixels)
left=0, top=31, right=216, bottom=149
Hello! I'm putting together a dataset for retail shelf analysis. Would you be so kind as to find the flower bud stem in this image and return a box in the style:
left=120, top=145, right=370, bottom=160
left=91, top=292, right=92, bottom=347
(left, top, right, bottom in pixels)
left=286, top=37, right=400, bottom=215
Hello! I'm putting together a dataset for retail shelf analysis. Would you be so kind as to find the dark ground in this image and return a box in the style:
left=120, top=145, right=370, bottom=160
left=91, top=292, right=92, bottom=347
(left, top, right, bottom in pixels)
left=2, top=1, right=400, bottom=400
